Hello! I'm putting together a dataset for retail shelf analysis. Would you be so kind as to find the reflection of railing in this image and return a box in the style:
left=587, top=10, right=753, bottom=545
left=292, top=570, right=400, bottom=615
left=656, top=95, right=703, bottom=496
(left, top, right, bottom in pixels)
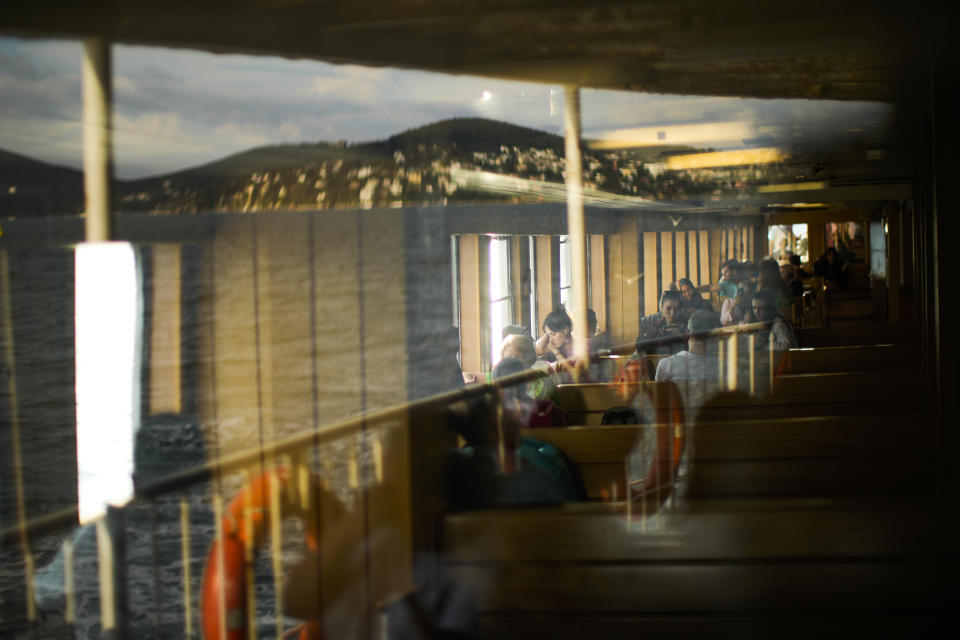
left=601, top=320, right=777, bottom=394
left=1, top=318, right=782, bottom=638
left=1, top=360, right=575, bottom=638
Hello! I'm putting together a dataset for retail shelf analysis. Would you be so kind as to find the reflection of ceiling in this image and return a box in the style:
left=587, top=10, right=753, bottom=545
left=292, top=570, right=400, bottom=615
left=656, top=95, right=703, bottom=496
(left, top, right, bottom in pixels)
left=2, top=1, right=928, bottom=102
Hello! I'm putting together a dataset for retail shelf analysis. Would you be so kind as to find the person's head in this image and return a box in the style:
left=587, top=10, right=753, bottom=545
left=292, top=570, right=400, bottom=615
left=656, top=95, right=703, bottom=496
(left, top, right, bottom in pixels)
left=758, top=258, right=784, bottom=289
left=720, top=259, right=740, bottom=282
left=825, top=247, right=838, bottom=263
left=659, top=290, right=682, bottom=325
left=586, top=308, right=598, bottom=336
left=543, top=307, right=572, bottom=350
left=687, top=309, right=721, bottom=336
left=752, top=289, right=777, bottom=322
left=734, top=280, right=754, bottom=301
left=789, top=254, right=802, bottom=267
left=500, top=333, right=537, bottom=368
left=501, top=324, right=528, bottom=340
left=493, top=357, right=534, bottom=425
left=677, top=278, right=697, bottom=302
left=779, top=262, right=797, bottom=282
left=740, top=261, right=758, bottom=282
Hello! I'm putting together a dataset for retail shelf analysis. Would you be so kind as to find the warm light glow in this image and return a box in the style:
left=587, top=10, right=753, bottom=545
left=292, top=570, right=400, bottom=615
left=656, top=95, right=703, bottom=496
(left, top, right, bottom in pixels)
left=666, top=147, right=787, bottom=170
left=75, top=242, right=141, bottom=523
left=756, top=181, right=828, bottom=193
left=588, top=121, right=755, bottom=149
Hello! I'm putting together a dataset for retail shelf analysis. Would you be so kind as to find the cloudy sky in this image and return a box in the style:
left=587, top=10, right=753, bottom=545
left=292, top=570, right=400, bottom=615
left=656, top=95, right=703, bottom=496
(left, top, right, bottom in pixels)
left=0, top=36, right=894, bottom=179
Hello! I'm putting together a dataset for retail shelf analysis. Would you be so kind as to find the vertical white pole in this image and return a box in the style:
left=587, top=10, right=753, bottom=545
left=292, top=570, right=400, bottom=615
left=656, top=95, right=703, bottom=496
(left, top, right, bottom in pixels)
left=564, top=87, right=589, bottom=371
left=82, top=38, right=113, bottom=242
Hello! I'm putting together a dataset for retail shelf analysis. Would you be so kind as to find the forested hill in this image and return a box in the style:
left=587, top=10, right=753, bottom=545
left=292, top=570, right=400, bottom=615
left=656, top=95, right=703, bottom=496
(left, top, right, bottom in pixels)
left=0, top=148, right=84, bottom=216
left=1, top=117, right=715, bottom=216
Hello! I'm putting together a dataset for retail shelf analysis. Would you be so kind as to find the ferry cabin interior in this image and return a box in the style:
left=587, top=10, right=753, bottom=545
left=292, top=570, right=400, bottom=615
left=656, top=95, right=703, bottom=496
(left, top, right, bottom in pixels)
left=1, top=1, right=956, bottom=638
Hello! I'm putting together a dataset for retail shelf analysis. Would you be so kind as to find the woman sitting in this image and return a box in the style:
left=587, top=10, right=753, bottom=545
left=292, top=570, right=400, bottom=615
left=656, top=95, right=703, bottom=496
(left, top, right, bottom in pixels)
left=638, top=290, right=686, bottom=353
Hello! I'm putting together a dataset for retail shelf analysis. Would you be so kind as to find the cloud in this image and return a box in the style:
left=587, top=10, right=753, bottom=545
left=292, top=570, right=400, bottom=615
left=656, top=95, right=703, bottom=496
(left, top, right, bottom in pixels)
left=1, top=37, right=895, bottom=179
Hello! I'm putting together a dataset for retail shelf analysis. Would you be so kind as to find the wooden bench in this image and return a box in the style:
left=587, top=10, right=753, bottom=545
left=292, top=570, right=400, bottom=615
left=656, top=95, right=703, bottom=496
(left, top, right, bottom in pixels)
left=523, top=411, right=936, bottom=501
left=555, top=371, right=925, bottom=425
left=797, top=323, right=918, bottom=347
left=778, top=344, right=920, bottom=374
left=441, top=499, right=945, bottom=638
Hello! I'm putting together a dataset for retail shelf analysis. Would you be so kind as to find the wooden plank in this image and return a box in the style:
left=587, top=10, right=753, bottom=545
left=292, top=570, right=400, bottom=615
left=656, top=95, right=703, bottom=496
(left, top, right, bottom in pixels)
left=535, top=235, right=557, bottom=323
left=674, top=231, right=687, bottom=281
left=477, top=613, right=940, bottom=639
left=459, top=234, right=487, bottom=373
left=446, top=561, right=941, bottom=613
left=606, top=217, right=639, bottom=348
left=642, top=232, right=658, bottom=317
left=520, top=426, right=642, bottom=463
left=312, top=211, right=363, bottom=425
left=148, top=243, right=182, bottom=414
left=797, top=324, right=920, bottom=347
left=780, top=345, right=919, bottom=373
left=524, top=414, right=935, bottom=464
left=554, top=383, right=643, bottom=413
left=209, top=216, right=261, bottom=455
left=589, top=235, right=606, bottom=331
left=709, top=230, right=721, bottom=308
left=686, top=455, right=936, bottom=497
left=692, top=414, right=936, bottom=459
left=698, top=230, right=710, bottom=288
left=660, top=231, right=674, bottom=289
left=442, top=501, right=943, bottom=562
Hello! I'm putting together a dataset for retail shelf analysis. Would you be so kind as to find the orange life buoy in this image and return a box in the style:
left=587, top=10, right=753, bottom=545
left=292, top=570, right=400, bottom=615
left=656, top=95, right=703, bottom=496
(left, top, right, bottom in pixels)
left=633, top=381, right=686, bottom=506
left=200, top=466, right=321, bottom=640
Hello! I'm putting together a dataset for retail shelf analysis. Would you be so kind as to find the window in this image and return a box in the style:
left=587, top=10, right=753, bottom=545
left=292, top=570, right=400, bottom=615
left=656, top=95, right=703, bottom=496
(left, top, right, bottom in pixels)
left=559, top=235, right=572, bottom=310
left=489, top=236, right=512, bottom=364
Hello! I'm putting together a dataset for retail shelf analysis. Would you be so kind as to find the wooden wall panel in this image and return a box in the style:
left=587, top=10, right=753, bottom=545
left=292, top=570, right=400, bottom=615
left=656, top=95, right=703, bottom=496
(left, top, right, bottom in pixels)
left=535, top=235, right=557, bottom=329
left=208, top=216, right=261, bottom=456
left=660, top=232, right=674, bottom=289
left=311, top=211, right=364, bottom=426
left=606, top=216, right=639, bottom=347
left=699, top=230, right=711, bottom=287
left=589, top=235, right=606, bottom=332
left=709, top=230, right=722, bottom=310
left=643, top=232, right=659, bottom=317
left=511, top=237, right=527, bottom=327
left=675, top=231, right=687, bottom=282
left=458, top=234, right=488, bottom=374
left=361, top=210, right=408, bottom=409
left=149, top=244, right=182, bottom=415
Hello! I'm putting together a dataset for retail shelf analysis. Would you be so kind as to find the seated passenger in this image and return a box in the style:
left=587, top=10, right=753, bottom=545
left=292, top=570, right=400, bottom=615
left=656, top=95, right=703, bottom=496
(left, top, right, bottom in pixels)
left=493, top=357, right=570, bottom=428
left=813, top=247, right=847, bottom=290
left=780, top=261, right=804, bottom=297
left=534, top=306, right=588, bottom=381
left=655, top=310, right=722, bottom=417
left=757, top=257, right=796, bottom=317
left=638, top=290, right=686, bottom=353
left=712, top=259, right=742, bottom=301
left=586, top=307, right=616, bottom=381
left=789, top=253, right=813, bottom=279
left=500, top=333, right=556, bottom=400
left=720, top=281, right=755, bottom=326
left=678, top=277, right=709, bottom=322
left=751, top=289, right=798, bottom=351
left=615, top=335, right=655, bottom=388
